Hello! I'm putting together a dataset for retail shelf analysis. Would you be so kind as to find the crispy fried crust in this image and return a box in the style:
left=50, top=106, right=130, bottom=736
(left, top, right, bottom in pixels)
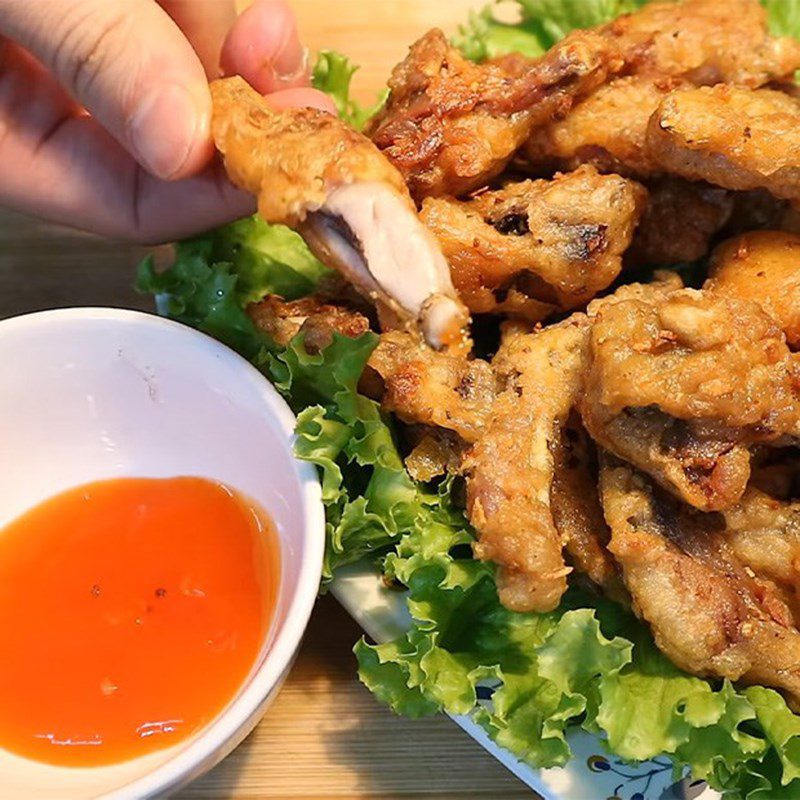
left=601, top=0, right=800, bottom=86
left=367, top=28, right=622, bottom=199
left=210, top=76, right=410, bottom=226
left=420, top=166, right=646, bottom=320
left=627, top=178, right=734, bottom=266
left=248, top=295, right=370, bottom=351
left=708, top=231, right=800, bottom=348
left=367, top=330, right=495, bottom=443
left=552, top=415, right=627, bottom=602
left=647, top=85, right=800, bottom=202
left=369, top=0, right=800, bottom=199
left=524, top=76, right=682, bottom=178
left=465, top=317, right=589, bottom=612
left=722, top=483, right=800, bottom=625
left=581, top=284, right=800, bottom=510
left=600, top=459, right=800, bottom=705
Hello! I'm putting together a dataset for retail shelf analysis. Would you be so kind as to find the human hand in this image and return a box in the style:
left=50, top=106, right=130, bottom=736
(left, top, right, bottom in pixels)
left=0, top=0, right=335, bottom=243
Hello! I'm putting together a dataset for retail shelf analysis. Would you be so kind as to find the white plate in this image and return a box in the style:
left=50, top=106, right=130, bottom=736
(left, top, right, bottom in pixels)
left=332, top=562, right=718, bottom=800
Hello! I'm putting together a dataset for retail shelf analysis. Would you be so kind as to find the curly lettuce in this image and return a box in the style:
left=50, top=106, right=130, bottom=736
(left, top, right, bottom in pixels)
left=137, top=34, right=800, bottom=800
left=455, top=0, right=800, bottom=60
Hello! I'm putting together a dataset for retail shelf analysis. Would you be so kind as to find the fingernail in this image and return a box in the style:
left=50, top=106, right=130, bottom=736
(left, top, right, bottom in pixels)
left=270, top=22, right=308, bottom=84
left=129, top=84, right=201, bottom=179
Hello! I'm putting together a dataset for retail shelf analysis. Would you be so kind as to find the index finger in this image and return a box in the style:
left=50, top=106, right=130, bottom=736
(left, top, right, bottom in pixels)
left=158, top=0, right=237, bottom=78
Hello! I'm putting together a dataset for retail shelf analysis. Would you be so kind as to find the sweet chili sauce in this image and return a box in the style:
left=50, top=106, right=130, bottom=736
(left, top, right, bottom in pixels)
left=0, top=476, right=278, bottom=767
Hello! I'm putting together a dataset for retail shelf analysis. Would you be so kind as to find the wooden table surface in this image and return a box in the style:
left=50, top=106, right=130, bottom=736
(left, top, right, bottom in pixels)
left=0, top=2, right=533, bottom=797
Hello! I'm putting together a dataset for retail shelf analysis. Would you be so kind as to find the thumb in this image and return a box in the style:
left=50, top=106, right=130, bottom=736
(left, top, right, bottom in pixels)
left=0, top=0, right=211, bottom=180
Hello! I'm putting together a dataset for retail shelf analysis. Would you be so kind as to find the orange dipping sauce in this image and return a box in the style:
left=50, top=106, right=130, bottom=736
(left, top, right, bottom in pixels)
left=0, top=476, right=278, bottom=767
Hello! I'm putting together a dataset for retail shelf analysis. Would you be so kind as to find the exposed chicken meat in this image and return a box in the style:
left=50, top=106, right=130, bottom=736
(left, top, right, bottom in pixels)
left=707, top=231, right=800, bottom=348
left=581, top=283, right=800, bottom=510
left=647, top=85, right=800, bottom=202
left=464, top=317, right=589, bottom=612
left=600, top=458, right=800, bottom=705
left=420, top=166, right=646, bottom=320
left=210, top=76, right=468, bottom=349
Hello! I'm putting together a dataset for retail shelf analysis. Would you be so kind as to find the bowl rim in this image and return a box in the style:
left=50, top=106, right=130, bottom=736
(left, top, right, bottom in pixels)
left=0, top=307, right=325, bottom=799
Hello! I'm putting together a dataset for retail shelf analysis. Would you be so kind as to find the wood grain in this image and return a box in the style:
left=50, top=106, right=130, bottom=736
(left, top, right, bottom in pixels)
left=292, top=0, right=485, bottom=101
left=0, top=3, right=534, bottom=796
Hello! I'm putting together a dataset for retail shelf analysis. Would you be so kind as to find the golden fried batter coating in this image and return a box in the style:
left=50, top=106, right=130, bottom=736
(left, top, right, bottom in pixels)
left=524, top=76, right=681, bottom=178
left=403, top=426, right=466, bottom=483
left=552, top=415, right=626, bottom=602
left=647, top=85, right=800, bottom=202
left=420, top=166, right=646, bottom=320
left=722, top=483, right=800, bottom=624
left=602, top=0, right=800, bottom=86
left=211, top=76, right=469, bottom=351
left=581, top=285, right=800, bottom=510
left=248, top=295, right=370, bottom=352
left=465, top=317, right=589, bottom=612
left=367, top=330, right=495, bottom=443
left=370, top=0, right=800, bottom=199
left=367, top=28, right=622, bottom=199
left=627, top=178, right=734, bottom=266
left=211, top=77, right=410, bottom=226
left=708, top=231, right=800, bottom=348
left=600, top=459, right=800, bottom=704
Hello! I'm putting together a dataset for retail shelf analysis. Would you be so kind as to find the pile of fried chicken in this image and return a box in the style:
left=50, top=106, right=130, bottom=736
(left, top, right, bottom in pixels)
left=211, top=0, right=800, bottom=707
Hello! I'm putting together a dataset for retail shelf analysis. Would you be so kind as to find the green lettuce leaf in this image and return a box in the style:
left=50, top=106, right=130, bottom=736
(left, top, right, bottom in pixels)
left=456, top=0, right=800, bottom=61
left=763, top=0, right=800, bottom=39
left=312, top=50, right=387, bottom=130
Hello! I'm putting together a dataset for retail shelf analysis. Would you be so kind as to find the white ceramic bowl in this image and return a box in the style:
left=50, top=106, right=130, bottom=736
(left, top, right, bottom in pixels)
left=0, top=308, right=325, bottom=799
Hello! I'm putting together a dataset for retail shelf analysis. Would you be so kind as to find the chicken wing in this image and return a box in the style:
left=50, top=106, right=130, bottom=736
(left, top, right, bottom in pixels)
left=464, top=317, right=589, bottom=612
left=708, top=231, right=800, bottom=348
left=647, top=85, right=800, bottom=202
left=581, top=284, right=800, bottom=510
left=419, top=166, right=646, bottom=320
left=210, top=76, right=468, bottom=349
left=600, top=458, right=800, bottom=705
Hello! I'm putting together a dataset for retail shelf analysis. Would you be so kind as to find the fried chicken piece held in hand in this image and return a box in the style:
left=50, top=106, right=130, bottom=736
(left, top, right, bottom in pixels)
left=420, top=166, right=646, bottom=321
left=210, top=77, right=468, bottom=350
